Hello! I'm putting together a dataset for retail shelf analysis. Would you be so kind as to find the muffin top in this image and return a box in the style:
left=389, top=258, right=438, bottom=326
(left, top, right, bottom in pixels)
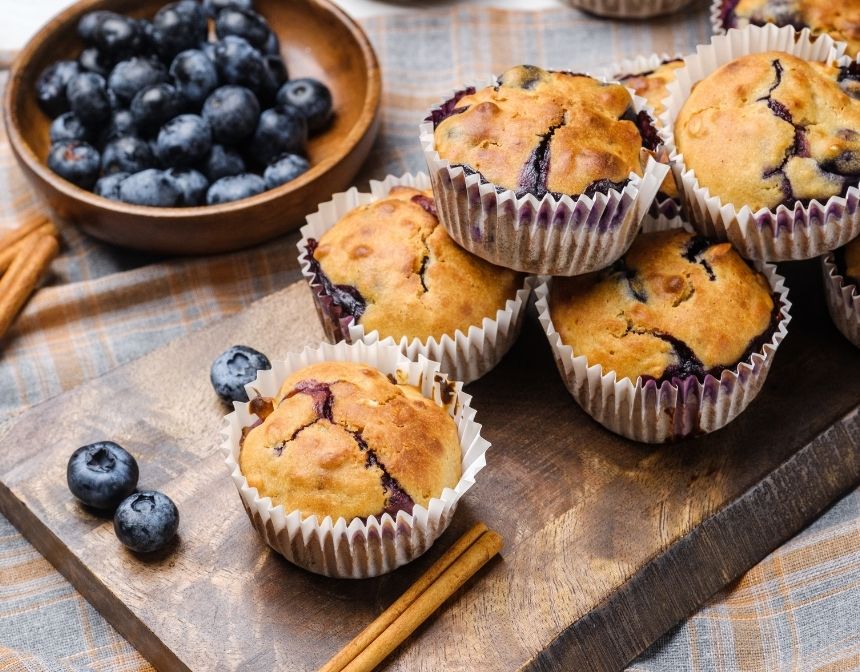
left=239, top=361, right=462, bottom=521
left=432, top=65, right=655, bottom=199
left=308, top=186, right=524, bottom=341
left=617, top=59, right=685, bottom=119
left=724, top=0, right=860, bottom=57
left=549, top=229, right=776, bottom=382
left=675, top=51, right=860, bottom=211
left=842, top=236, right=860, bottom=285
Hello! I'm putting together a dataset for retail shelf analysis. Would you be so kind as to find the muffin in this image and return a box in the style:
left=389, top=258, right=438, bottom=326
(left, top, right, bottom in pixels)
left=535, top=228, right=790, bottom=442
left=716, top=0, right=860, bottom=57
left=239, top=360, right=461, bottom=521
left=299, top=175, right=530, bottom=383
left=421, top=65, right=669, bottom=275
left=822, top=235, right=860, bottom=347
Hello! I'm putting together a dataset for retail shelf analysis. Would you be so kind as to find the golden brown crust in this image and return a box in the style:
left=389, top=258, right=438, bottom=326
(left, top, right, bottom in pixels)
left=549, top=230, right=775, bottom=381
left=239, top=361, right=462, bottom=521
left=433, top=65, right=646, bottom=196
left=675, top=51, right=860, bottom=211
left=313, top=187, right=524, bottom=341
left=844, top=236, right=860, bottom=283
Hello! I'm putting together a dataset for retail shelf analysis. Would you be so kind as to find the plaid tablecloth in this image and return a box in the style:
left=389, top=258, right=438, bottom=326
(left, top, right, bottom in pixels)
left=1, top=3, right=859, bottom=670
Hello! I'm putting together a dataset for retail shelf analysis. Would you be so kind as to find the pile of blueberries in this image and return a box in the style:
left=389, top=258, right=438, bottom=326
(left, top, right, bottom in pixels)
left=36, top=0, right=333, bottom=207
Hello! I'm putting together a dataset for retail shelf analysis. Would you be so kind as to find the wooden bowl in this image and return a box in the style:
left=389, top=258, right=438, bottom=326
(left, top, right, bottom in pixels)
left=3, top=0, right=380, bottom=255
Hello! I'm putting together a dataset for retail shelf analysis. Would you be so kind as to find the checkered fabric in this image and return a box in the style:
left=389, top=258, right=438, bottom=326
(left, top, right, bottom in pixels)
left=1, top=3, right=858, bottom=670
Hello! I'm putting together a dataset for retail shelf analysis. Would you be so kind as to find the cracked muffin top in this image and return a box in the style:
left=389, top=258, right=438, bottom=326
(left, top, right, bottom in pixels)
left=306, top=186, right=524, bottom=341
left=239, top=361, right=462, bottom=521
left=548, top=229, right=776, bottom=382
left=617, top=59, right=685, bottom=120
left=721, top=0, right=860, bottom=57
left=841, top=236, right=860, bottom=285
left=431, top=65, right=657, bottom=199
left=675, top=51, right=860, bottom=212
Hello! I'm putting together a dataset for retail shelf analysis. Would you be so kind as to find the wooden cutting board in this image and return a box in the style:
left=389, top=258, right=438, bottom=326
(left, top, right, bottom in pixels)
left=0, top=259, right=858, bottom=672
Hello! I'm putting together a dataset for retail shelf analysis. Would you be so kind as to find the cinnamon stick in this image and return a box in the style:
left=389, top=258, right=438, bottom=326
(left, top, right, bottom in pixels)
left=0, top=216, right=53, bottom=254
left=0, top=233, right=59, bottom=341
left=0, top=223, right=56, bottom=274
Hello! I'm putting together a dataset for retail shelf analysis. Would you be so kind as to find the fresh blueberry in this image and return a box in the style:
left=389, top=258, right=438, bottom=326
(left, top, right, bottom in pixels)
left=264, top=153, right=309, bottom=188
left=93, top=13, right=144, bottom=57
left=201, top=85, right=259, bottom=143
left=212, top=36, right=267, bottom=95
left=78, top=47, right=114, bottom=77
left=47, top=141, right=101, bottom=189
left=67, top=441, right=139, bottom=510
left=130, top=83, right=184, bottom=133
left=118, top=169, right=182, bottom=206
left=50, top=112, right=94, bottom=143
left=276, top=78, right=333, bottom=134
left=155, top=114, right=212, bottom=166
left=113, top=491, right=179, bottom=553
left=169, top=49, right=219, bottom=107
left=35, top=60, right=80, bottom=117
left=102, top=136, right=155, bottom=175
left=66, top=72, right=112, bottom=126
left=210, top=345, right=271, bottom=402
left=263, top=30, right=280, bottom=56
left=165, top=167, right=208, bottom=206
left=203, top=0, right=253, bottom=17
left=204, top=144, right=246, bottom=181
left=250, top=106, right=307, bottom=164
left=100, top=109, right=138, bottom=145
left=77, top=11, right=116, bottom=43
left=151, top=0, right=208, bottom=60
left=206, top=173, right=266, bottom=205
left=108, top=57, right=167, bottom=104
left=94, top=172, right=130, bottom=200
left=215, top=8, right=272, bottom=51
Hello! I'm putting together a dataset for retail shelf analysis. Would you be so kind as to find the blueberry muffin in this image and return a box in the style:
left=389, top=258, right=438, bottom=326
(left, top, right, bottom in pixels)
left=549, top=229, right=778, bottom=382
left=431, top=65, right=659, bottom=200
left=239, top=361, right=462, bottom=521
left=304, top=186, right=524, bottom=341
left=719, top=0, right=860, bottom=57
left=675, top=51, right=860, bottom=212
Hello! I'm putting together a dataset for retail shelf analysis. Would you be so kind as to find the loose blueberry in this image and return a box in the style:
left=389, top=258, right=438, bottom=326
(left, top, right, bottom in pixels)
left=94, top=172, right=130, bottom=200
left=67, top=441, right=139, bottom=510
left=276, top=78, right=333, bottom=134
left=118, top=169, right=182, bottom=206
left=66, top=72, right=112, bottom=126
left=50, top=112, right=94, bottom=143
left=264, top=153, right=309, bottom=188
left=100, top=109, right=138, bottom=144
left=250, top=106, right=307, bottom=164
left=165, top=167, right=209, bottom=206
left=113, top=491, right=179, bottom=553
left=215, top=8, right=272, bottom=51
left=47, top=141, right=101, bottom=189
left=204, top=144, right=246, bottom=181
left=206, top=173, right=266, bottom=205
left=78, top=47, right=114, bottom=77
left=155, top=114, right=212, bottom=166
left=35, top=60, right=80, bottom=117
left=201, top=85, right=259, bottom=143
left=93, top=13, right=144, bottom=57
left=102, top=136, right=155, bottom=175
left=203, top=0, right=253, bottom=18
left=151, top=0, right=208, bottom=60
left=169, top=49, right=219, bottom=107
left=212, top=36, right=267, bottom=95
left=130, top=83, right=184, bottom=133
left=210, top=345, right=271, bottom=402
left=108, top=57, right=167, bottom=104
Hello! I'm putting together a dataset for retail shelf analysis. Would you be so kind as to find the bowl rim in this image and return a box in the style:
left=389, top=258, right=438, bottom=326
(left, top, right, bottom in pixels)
left=2, top=0, right=381, bottom=218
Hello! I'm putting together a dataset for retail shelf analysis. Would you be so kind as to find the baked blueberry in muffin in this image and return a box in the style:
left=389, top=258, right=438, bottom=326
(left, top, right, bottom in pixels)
left=238, top=361, right=462, bottom=521
left=720, top=0, right=860, bottom=57
left=304, top=186, right=524, bottom=342
left=431, top=65, right=659, bottom=200
left=675, top=51, right=860, bottom=212
left=549, top=229, right=779, bottom=383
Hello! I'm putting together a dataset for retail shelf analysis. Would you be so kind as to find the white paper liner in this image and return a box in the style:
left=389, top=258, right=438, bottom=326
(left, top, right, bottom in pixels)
left=565, top=0, right=695, bottom=19
left=709, top=0, right=730, bottom=34
left=821, top=252, right=860, bottom=348
left=420, top=75, right=670, bottom=276
left=659, top=24, right=857, bottom=261
left=297, top=172, right=533, bottom=384
left=534, top=253, right=792, bottom=443
left=223, top=340, right=490, bottom=578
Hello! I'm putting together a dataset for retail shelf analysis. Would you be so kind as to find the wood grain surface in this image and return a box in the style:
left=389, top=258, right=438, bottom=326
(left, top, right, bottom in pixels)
left=0, top=256, right=858, bottom=671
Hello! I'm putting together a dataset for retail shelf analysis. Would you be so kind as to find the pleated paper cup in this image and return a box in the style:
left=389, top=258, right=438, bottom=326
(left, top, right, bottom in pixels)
left=822, top=252, right=860, bottom=348
left=420, top=77, right=669, bottom=276
left=534, top=261, right=792, bottom=443
left=565, top=0, right=695, bottom=19
left=224, top=340, right=490, bottom=578
left=709, top=0, right=730, bottom=34
left=298, top=172, right=533, bottom=384
left=660, top=24, right=856, bottom=261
